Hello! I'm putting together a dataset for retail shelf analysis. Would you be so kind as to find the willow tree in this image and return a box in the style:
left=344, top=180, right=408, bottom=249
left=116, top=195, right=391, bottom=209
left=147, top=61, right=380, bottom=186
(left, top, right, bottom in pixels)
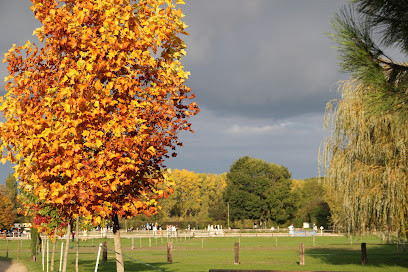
left=322, top=1, right=408, bottom=237
left=322, top=80, right=408, bottom=236
left=1, top=0, right=198, bottom=271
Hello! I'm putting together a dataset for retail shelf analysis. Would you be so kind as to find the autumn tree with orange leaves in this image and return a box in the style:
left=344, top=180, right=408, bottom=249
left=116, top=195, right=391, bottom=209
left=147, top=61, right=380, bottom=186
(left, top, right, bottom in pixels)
left=1, top=0, right=198, bottom=271
left=0, top=194, right=15, bottom=230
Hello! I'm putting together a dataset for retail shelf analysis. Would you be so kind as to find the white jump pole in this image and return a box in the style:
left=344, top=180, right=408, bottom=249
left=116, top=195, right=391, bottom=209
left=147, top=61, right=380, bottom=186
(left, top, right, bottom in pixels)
left=59, top=242, right=64, bottom=272
left=42, top=237, right=45, bottom=271
left=94, top=243, right=102, bottom=272
left=47, top=238, right=49, bottom=272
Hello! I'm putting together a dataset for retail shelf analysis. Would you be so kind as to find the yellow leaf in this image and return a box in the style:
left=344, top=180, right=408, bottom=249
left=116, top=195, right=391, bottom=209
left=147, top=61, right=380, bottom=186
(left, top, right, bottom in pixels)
left=42, top=128, right=51, bottom=137
left=77, top=59, right=85, bottom=68
left=0, top=102, right=7, bottom=111
left=96, top=139, right=103, bottom=148
left=177, top=0, right=185, bottom=4
left=38, top=189, right=47, bottom=200
left=67, top=69, right=78, bottom=78
left=0, top=158, right=7, bottom=164
left=114, top=127, right=121, bottom=137
left=108, top=51, right=116, bottom=60
left=178, top=70, right=190, bottom=79
left=15, top=153, right=22, bottom=160
left=147, top=146, right=156, bottom=155
left=94, top=216, right=101, bottom=225
left=86, top=62, right=93, bottom=72
left=173, top=52, right=181, bottom=59
left=84, top=142, right=94, bottom=148
left=4, top=75, right=13, bottom=82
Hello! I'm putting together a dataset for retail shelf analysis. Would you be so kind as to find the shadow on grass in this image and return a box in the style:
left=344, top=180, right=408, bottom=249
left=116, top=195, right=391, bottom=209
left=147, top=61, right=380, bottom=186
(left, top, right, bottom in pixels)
left=306, top=244, right=408, bottom=268
left=78, top=258, right=170, bottom=272
left=0, top=256, right=16, bottom=272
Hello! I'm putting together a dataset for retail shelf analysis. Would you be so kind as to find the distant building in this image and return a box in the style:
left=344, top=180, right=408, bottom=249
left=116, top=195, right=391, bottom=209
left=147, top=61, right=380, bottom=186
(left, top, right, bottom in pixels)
left=303, top=222, right=311, bottom=229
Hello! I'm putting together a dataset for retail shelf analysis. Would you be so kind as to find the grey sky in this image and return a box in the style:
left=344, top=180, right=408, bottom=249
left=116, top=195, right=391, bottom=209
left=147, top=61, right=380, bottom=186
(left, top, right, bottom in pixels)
left=0, top=0, right=346, bottom=182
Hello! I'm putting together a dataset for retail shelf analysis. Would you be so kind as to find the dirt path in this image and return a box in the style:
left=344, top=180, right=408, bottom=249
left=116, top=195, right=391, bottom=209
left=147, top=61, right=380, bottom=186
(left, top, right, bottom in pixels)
left=0, top=260, right=27, bottom=272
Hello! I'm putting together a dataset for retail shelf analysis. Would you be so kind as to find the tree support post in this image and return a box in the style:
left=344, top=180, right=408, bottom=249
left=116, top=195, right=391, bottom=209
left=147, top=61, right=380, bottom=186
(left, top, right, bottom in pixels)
left=299, top=242, right=305, bottom=265
left=102, top=242, right=107, bottom=263
left=167, top=242, right=173, bottom=263
left=361, top=243, right=367, bottom=265
left=234, top=242, right=239, bottom=265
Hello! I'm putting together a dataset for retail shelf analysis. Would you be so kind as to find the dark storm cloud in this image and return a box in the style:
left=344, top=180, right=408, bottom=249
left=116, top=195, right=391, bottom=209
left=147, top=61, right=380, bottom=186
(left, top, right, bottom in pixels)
left=165, top=107, right=328, bottom=178
left=182, top=0, right=344, bottom=119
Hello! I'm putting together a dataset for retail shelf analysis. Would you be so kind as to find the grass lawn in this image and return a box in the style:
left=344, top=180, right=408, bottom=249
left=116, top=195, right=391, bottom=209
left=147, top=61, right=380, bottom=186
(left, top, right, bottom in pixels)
left=0, top=235, right=407, bottom=271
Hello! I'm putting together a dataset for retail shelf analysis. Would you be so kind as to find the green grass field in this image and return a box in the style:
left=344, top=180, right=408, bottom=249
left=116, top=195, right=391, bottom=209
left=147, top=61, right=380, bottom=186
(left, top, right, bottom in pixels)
left=0, top=235, right=407, bottom=271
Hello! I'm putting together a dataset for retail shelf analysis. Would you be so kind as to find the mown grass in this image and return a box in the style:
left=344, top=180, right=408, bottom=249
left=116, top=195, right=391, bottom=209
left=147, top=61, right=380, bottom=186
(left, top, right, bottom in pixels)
left=0, top=235, right=407, bottom=271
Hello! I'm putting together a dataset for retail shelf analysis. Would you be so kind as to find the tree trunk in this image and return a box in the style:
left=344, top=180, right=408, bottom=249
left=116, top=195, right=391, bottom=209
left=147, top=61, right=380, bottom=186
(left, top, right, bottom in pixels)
left=62, top=223, right=71, bottom=272
left=76, top=217, right=79, bottom=272
left=31, top=228, right=39, bottom=262
left=113, top=214, right=124, bottom=272
left=50, top=231, right=57, bottom=271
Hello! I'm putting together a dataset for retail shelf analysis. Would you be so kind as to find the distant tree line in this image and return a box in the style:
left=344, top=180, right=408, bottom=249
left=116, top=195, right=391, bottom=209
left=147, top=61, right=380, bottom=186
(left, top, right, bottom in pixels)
left=128, top=156, right=331, bottom=229
left=0, top=157, right=331, bottom=230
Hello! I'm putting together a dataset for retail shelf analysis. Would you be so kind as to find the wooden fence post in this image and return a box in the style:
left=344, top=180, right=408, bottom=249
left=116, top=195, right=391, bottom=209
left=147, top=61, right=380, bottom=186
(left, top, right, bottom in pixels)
left=361, top=243, right=367, bottom=265
left=102, top=241, right=107, bottom=263
left=234, top=242, right=239, bottom=265
left=6, top=239, right=9, bottom=258
left=167, top=242, right=173, bottom=264
left=299, top=242, right=305, bottom=265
